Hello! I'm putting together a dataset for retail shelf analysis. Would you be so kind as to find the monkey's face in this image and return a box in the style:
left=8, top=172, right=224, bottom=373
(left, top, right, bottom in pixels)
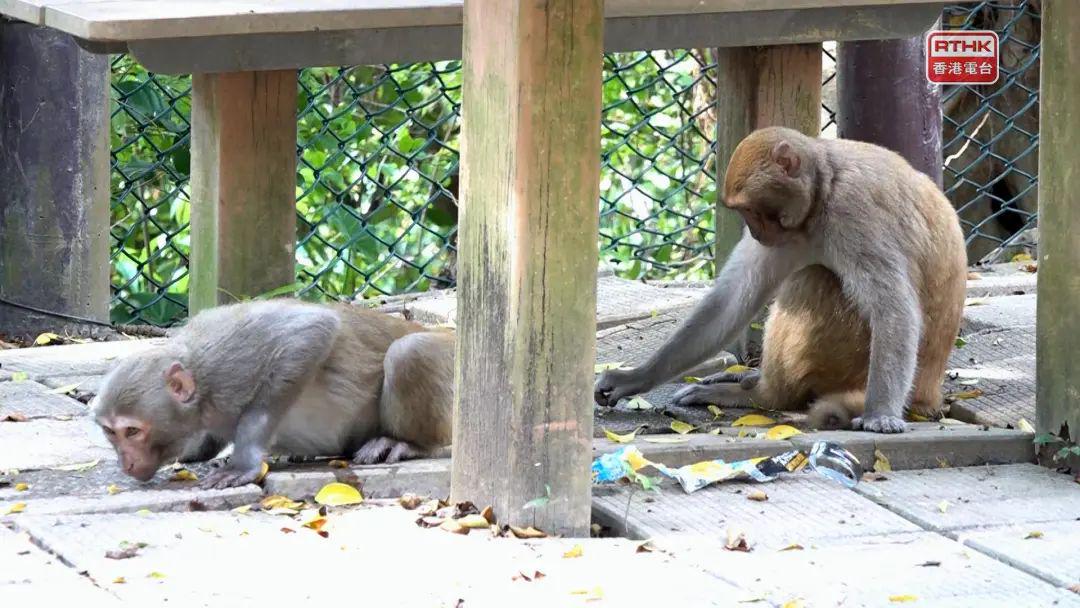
left=96, top=414, right=164, bottom=481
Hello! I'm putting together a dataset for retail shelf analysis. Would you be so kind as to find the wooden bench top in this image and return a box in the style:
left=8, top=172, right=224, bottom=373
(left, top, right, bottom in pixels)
left=4, top=0, right=944, bottom=41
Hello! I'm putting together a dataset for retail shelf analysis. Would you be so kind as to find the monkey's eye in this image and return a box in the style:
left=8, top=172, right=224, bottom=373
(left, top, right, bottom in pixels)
left=102, top=426, right=116, bottom=436
left=124, top=427, right=141, bottom=439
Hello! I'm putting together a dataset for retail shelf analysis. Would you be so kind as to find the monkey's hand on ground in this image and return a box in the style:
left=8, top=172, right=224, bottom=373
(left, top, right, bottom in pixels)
left=699, top=369, right=760, bottom=389
left=594, top=368, right=651, bottom=407
left=197, top=463, right=265, bottom=490
left=851, top=414, right=906, bottom=434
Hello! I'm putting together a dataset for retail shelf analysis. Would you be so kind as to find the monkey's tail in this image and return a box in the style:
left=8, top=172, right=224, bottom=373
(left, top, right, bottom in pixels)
left=807, top=390, right=865, bottom=430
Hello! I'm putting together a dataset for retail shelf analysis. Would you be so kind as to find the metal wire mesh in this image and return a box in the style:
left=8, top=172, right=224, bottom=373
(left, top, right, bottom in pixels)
left=106, top=1, right=1040, bottom=326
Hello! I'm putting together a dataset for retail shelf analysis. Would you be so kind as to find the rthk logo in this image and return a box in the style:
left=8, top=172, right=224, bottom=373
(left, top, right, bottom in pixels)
left=926, top=31, right=999, bottom=85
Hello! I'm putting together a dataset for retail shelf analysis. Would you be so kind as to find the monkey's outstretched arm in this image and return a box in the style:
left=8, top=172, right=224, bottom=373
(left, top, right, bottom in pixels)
left=199, top=308, right=341, bottom=489
left=595, top=234, right=805, bottom=406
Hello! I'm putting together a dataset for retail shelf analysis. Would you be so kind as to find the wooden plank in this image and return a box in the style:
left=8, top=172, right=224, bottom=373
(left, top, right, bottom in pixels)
left=122, top=4, right=943, bottom=74
left=713, top=44, right=821, bottom=269
left=36, top=0, right=943, bottom=42
left=0, top=22, right=110, bottom=338
left=451, top=0, right=603, bottom=537
left=1036, top=0, right=1080, bottom=440
left=188, top=70, right=297, bottom=312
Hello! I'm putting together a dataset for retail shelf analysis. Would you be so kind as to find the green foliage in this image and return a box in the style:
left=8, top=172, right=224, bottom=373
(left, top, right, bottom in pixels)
left=108, top=52, right=720, bottom=326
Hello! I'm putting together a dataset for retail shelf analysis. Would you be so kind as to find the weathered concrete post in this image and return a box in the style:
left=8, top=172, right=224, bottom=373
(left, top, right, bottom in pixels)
left=1036, top=0, right=1080, bottom=441
left=452, top=0, right=603, bottom=536
left=0, top=22, right=110, bottom=337
left=837, top=34, right=943, bottom=187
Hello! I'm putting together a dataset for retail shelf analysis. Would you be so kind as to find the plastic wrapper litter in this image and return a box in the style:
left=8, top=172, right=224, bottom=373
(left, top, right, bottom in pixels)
left=592, top=440, right=862, bottom=493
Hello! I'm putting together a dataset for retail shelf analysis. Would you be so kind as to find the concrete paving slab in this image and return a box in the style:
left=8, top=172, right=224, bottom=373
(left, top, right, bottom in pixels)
left=958, top=520, right=1080, bottom=589
left=40, top=374, right=104, bottom=398
left=593, top=474, right=921, bottom=550
left=0, top=337, right=166, bottom=379
left=0, top=379, right=87, bottom=420
left=674, top=532, right=1078, bottom=607
left=853, top=464, right=1080, bottom=533
left=264, top=458, right=452, bottom=500
left=15, top=506, right=741, bottom=607
left=962, top=294, right=1035, bottom=331
left=0, top=525, right=120, bottom=606
left=0, top=417, right=115, bottom=470
left=966, top=263, right=1037, bottom=297
left=946, top=325, right=1035, bottom=428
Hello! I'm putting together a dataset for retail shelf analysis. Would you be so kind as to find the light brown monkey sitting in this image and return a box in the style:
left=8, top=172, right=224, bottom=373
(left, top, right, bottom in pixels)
left=92, top=299, right=454, bottom=489
left=596, top=126, right=967, bottom=432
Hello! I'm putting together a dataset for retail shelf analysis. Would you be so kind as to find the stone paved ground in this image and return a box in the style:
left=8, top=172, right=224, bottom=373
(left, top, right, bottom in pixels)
left=0, top=262, right=1057, bottom=605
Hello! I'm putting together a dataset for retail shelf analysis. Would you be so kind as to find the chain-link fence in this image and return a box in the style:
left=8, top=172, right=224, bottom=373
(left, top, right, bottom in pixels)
left=108, top=1, right=1040, bottom=326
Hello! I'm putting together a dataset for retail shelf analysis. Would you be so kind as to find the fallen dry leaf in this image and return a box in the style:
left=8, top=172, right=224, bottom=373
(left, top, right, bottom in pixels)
left=724, top=364, right=752, bottom=373
left=147, top=571, right=166, bottom=579
left=260, top=495, right=304, bottom=511
left=231, top=505, right=253, bottom=514
left=603, top=426, right=642, bottom=444
left=328, top=459, right=350, bottom=469
left=314, top=482, right=363, bottom=506
left=964, top=297, right=988, bottom=307
left=747, top=489, right=768, bottom=502
left=635, top=540, right=655, bottom=553
left=873, top=449, right=892, bottom=473
left=625, top=396, right=653, bottom=410
left=417, top=516, right=445, bottom=528
left=107, top=484, right=121, bottom=495
left=255, top=462, right=270, bottom=483
left=1023, top=263, right=1037, bottom=273
left=509, top=525, right=547, bottom=539
left=105, top=542, right=146, bottom=560
left=938, top=500, right=950, bottom=514
left=594, top=362, right=625, bottom=373
left=10, top=372, right=28, bottom=382
left=112, top=577, right=126, bottom=584
left=6, top=502, right=26, bottom=515
left=2, top=413, right=27, bottom=422
left=765, top=424, right=802, bottom=440
left=670, top=420, right=696, bottom=435
left=280, top=527, right=296, bottom=534
left=458, top=514, right=490, bottom=529
left=967, top=271, right=982, bottom=280
left=14, top=483, right=28, bottom=492
left=862, top=472, right=889, bottom=482
left=46, top=383, right=80, bottom=395
left=1017, top=418, right=1035, bottom=433
left=889, top=595, right=917, bottom=603
left=439, top=519, right=468, bottom=535
left=1025, top=531, right=1043, bottom=539
left=779, top=544, right=804, bottom=552
left=169, top=468, right=198, bottom=482
left=1069, top=584, right=1080, bottom=594
left=782, top=601, right=804, bottom=608
left=302, top=516, right=328, bottom=531
left=724, top=528, right=751, bottom=552
left=683, top=376, right=702, bottom=383
left=399, top=494, right=423, bottom=510
left=512, top=570, right=546, bottom=582
left=416, top=499, right=444, bottom=517
left=563, top=544, right=584, bottom=558
left=947, top=388, right=984, bottom=401
left=570, top=587, right=604, bottom=601
left=1011, top=252, right=1034, bottom=263
left=481, top=505, right=495, bottom=524
left=732, top=414, right=776, bottom=427
left=33, top=332, right=61, bottom=346
left=708, top=405, right=723, bottom=420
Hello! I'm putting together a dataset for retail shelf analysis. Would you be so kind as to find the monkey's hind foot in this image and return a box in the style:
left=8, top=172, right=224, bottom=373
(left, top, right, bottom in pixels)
left=671, top=369, right=759, bottom=407
left=851, top=414, right=907, bottom=434
left=353, top=437, right=425, bottom=465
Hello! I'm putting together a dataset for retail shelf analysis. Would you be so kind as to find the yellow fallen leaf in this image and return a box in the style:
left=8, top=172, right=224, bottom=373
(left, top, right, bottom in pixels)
left=603, top=426, right=641, bottom=444
left=328, top=460, right=350, bottom=468
left=509, top=525, right=547, bottom=539
left=724, top=364, right=752, bottom=374
left=1025, top=531, right=1043, bottom=539
left=14, top=483, right=28, bottom=492
left=6, top=502, right=26, bottom=514
left=938, top=500, right=949, bottom=514
left=642, top=436, right=689, bottom=444
left=733, top=414, right=776, bottom=427
left=1011, top=252, right=1033, bottom=263
left=314, top=482, right=363, bottom=506
left=255, top=462, right=270, bottom=483
left=874, top=449, right=892, bottom=473
left=747, top=489, right=768, bottom=502
left=670, top=420, right=696, bottom=435
left=947, top=389, right=984, bottom=400
left=908, top=412, right=930, bottom=422
left=782, top=601, right=804, bottom=608
left=1017, top=418, right=1035, bottom=433
left=302, top=516, right=328, bottom=531
left=750, top=322, right=764, bottom=330
left=112, top=577, right=126, bottom=584
left=708, top=405, right=723, bottom=420
left=765, top=424, right=802, bottom=440
left=169, top=468, right=198, bottom=482
left=594, top=362, right=625, bottom=373
left=570, top=587, right=604, bottom=601
left=964, top=297, right=988, bottom=307
left=47, top=383, right=80, bottom=395
left=708, top=427, right=721, bottom=435
left=889, top=596, right=917, bottom=603
left=107, top=484, right=121, bottom=495
left=147, top=571, right=166, bottom=580
left=135, top=509, right=152, bottom=516
left=260, top=495, right=304, bottom=511
left=563, top=544, right=584, bottom=558
left=626, top=396, right=653, bottom=410
left=232, top=505, right=253, bottom=514
left=779, top=543, right=804, bottom=552
left=683, top=376, right=702, bottom=383
left=34, top=332, right=61, bottom=346
left=11, top=372, right=28, bottom=382
left=458, top=514, right=490, bottom=529
left=51, top=459, right=99, bottom=472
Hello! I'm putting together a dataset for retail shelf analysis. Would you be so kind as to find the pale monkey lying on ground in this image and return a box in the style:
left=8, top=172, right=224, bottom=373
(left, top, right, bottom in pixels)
left=596, top=126, right=967, bottom=433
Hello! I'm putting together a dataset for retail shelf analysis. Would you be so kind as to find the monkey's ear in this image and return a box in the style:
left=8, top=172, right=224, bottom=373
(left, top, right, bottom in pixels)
left=771, top=141, right=801, bottom=177
left=165, top=362, right=196, bottom=405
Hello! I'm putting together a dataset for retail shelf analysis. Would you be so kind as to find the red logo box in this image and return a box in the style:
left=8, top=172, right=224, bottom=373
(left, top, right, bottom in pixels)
left=926, top=30, right=999, bottom=85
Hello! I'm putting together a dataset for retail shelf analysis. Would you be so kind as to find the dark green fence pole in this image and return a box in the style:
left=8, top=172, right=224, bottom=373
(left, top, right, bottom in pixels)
left=0, top=22, right=110, bottom=337
left=837, top=32, right=943, bottom=187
